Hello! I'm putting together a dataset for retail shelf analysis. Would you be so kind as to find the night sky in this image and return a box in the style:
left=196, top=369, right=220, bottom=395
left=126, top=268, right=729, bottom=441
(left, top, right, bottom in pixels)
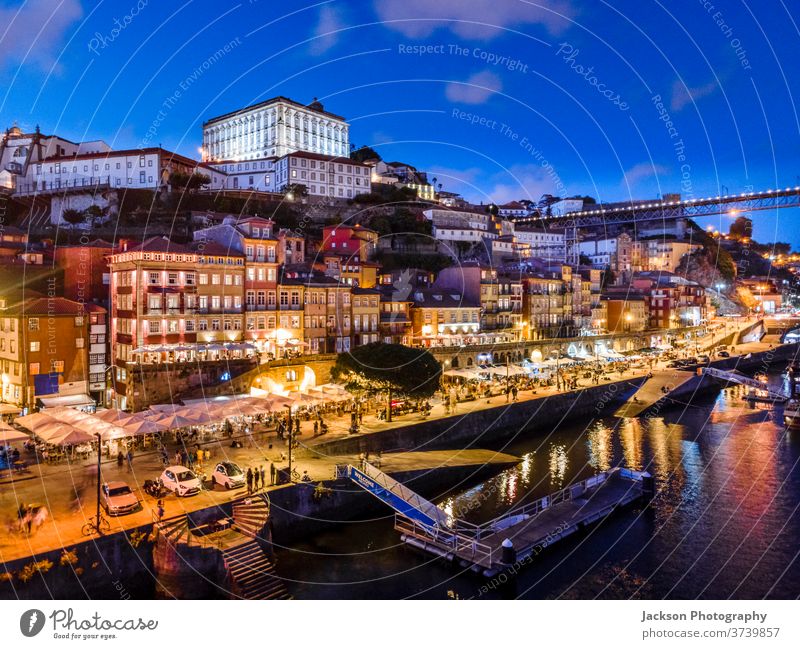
left=1, top=0, right=798, bottom=242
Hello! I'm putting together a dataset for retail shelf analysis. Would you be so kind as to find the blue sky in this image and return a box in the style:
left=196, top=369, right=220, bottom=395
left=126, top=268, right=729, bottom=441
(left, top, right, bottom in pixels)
left=1, top=0, right=798, bottom=242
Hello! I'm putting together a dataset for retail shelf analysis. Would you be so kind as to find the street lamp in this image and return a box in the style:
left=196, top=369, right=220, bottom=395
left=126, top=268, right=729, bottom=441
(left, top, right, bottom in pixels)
left=284, top=404, right=293, bottom=480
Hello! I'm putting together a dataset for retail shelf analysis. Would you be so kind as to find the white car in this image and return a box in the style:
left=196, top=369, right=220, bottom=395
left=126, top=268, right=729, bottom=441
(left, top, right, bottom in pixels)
left=211, top=462, right=245, bottom=489
left=159, top=465, right=202, bottom=497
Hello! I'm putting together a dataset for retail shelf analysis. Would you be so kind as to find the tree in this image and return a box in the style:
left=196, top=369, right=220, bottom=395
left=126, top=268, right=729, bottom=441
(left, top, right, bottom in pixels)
left=331, top=343, right=441, bottom=422
left=283, top=183, right=308, bottom=199
left=729, top=215, right=753, bottom=240
left=169, top=171, right=210, bottom=192
left=61, top=209, right=84, bottom=227
left=351, top=145, right=381, bottom=164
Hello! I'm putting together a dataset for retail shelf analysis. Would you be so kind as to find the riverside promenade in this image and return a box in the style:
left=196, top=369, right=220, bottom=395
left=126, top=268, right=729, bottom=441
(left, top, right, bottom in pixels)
left=1, top=333, right=789, bottom=566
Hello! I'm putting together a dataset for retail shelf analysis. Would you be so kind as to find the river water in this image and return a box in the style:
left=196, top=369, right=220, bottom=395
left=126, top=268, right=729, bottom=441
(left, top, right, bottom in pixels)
left=275, top=374, right=800, bottom=599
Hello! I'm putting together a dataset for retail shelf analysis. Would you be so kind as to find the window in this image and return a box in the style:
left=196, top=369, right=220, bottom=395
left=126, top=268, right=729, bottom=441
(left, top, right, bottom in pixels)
left=148, top=320, right=161, bottom=334
left=185, top=320, right=195, bottom=332
left=51, top=360, right=65, bottom=373
left=28, top=318, right=39, bottom=331
left=75, top=338, right=84, bottom=348
left=30, top=341, right=40, bottom=352
left=185, top=273, right=196, bottom=286
left=148, top=272, right=160, bottom=285
left=29, top=362, right=40, bottom=375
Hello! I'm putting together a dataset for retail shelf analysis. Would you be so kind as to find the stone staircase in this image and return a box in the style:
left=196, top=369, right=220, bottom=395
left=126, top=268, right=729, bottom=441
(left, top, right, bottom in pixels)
left=222, top=540, right=290, bottom=600
left=231, top=495, right=271, bottom=538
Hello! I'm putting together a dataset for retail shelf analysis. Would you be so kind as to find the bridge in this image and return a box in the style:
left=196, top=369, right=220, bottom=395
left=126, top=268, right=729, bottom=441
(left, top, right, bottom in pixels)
left=512, top=186, right=800, bottom=229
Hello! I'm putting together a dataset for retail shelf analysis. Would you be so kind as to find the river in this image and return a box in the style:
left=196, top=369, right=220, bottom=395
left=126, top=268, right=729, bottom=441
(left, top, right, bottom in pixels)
left=275, top=374, right=800, bottom=599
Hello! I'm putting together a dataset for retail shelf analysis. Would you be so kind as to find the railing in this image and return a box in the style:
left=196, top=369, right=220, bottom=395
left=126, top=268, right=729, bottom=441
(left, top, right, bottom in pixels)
left=394, top=515, right=495, bottom=567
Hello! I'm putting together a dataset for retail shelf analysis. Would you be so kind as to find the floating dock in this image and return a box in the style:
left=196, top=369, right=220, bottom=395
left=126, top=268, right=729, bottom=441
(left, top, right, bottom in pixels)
left=614, top=369, right=697, bottom=417
left=341, top=463, right=651, bottom=576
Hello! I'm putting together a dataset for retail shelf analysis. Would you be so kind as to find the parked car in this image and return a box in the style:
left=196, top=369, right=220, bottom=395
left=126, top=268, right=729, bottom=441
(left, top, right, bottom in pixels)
left=666, top=360, right=682, bottom=368
left=159, top=465, right=202, bottom=497
left=697, top=354, right=711, bottom=364
left=101, top=481, right=140, bottom=516
left=718, top=350, right=731, bottom=358
left=211, top=461, right=245, bottom=490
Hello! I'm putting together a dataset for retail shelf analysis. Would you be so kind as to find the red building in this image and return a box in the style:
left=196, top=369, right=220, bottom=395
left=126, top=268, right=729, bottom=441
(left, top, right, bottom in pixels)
left=54, top=239, right=115, bottom=307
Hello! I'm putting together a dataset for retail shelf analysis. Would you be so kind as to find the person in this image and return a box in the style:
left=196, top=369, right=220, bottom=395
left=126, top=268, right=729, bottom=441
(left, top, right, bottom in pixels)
left=253, top=466, right=260, bottom=491
left=126, top=449, right=133, bottom=472
left=260, top=465, right=266, bottom=489
left=313, top=421, right=318, bottom=436
left=246, top=468, right=253, bottom=494
left=294, top=418, right=300, bottom=436
left=156, top=499, right=165, bottom=523
left=117, top=451, right=124, bottom=468
left=301, top=470, right=312, bottom=482
left=270, top=462, right=276, bottom=485
left=512, top=385, right=518, bottom=402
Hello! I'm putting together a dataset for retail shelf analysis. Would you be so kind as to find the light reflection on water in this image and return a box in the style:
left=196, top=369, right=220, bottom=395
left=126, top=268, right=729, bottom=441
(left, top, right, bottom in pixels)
left=276, top=373, right=800, bottom=599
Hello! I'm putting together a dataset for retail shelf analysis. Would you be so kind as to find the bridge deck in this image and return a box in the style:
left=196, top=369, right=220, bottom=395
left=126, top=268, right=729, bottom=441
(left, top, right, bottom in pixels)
left=615, top=369, right=696, bottom=417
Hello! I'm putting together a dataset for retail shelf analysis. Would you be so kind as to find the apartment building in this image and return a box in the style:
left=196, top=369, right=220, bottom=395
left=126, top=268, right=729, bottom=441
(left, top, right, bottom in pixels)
left=410, top=289, right=480, bottom=347
left=434, top=264, right=523, bottom=339
left=0, top=296, right=98, bottom=410
left=351, top=288, right=381, bottom=346
left=107, top=237, right=255, bottom=408
left=377, top=286, right=413, bottom=345
left=521, top=272, right=574, bottom=340
left=15, top=147, right=198, bottom=196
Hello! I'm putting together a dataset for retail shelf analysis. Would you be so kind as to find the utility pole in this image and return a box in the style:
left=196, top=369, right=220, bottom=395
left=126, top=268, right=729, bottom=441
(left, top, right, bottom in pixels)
left=95, top=432, right=102, bottom=526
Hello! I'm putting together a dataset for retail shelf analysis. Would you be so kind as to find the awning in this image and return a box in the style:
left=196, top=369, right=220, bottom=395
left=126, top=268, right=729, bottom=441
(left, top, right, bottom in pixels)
left=38, top=394, right=95, bottom=409
left=0, top=403, right=20, bottom=415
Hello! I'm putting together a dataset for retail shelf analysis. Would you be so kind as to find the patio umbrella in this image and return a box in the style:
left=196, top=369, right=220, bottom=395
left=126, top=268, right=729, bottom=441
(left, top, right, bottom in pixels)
left=152, top=413, right=198, bottom=429
left=34, top=421, right=77, bottom=441
left=123, top=418, right=168, bottom=436
left=0, top=424, right=30, bottom=445
left=50, top=429, right=95, bottom=446
left=14, top=412, right=57, bottom=432
left=94, top=408, right=137, bottom=424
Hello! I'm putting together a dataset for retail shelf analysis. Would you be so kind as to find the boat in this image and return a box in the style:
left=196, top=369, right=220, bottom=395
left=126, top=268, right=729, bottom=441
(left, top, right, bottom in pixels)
left=784, top=399, right=800, bottom=427
left=784, top=363, right=800, bottom=427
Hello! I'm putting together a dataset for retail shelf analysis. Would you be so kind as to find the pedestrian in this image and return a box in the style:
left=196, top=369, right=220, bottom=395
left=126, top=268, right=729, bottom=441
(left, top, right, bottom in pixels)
left=260, top=465, right=266, bottom=488
left=253, top=466, right=260, bottom=491
left=156, top=499, right=165, bottom=523
left=126, top=449, right=133, bottom=471
left=313, top=421, right=318, bottom=436
left=270, top=462, right=276, bottom=485
left=117, top=451, right=124, bottom=468
left=246, top=467, right=253, bottom=494
left=294, top=418, right=300, bottom=436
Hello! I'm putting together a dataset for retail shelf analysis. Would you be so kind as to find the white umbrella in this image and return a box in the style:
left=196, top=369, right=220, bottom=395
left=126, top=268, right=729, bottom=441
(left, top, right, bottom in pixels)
left=50, top=429, right=95, bottom=446
left=0, top=424, right=29, bottom=445
left=123, top=418, right=168, bottom=436
left=14, top=412, right=57, bottom=431
left=152, top=413, right=197, bottom=429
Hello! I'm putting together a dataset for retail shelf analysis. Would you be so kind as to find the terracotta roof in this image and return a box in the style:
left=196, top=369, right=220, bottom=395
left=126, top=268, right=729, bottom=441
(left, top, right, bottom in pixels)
left=17, top=297, right=86, bottom=316
left=42, top=146, right=198, bottom=167
left=124, top=236, right=192, bottom=254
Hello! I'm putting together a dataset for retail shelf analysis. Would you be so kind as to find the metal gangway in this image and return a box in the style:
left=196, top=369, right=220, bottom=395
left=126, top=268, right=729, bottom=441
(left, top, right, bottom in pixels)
left=701, top=367, right=788, bottom=402
left=338, top=462, right=453, bottom=532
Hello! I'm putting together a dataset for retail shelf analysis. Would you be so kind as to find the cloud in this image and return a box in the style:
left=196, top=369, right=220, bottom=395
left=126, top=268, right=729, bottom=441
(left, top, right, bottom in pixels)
left=622, top=162, right=670, bottom=187
left=670, top=79, right=718, bottom=111
left=0, top=0, right=83, bottom=72
left=445, top=70, right=502, bottom=105
left=309, top=5, right=346, bottom=55
left=374, top=0, right=575, bottom=39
